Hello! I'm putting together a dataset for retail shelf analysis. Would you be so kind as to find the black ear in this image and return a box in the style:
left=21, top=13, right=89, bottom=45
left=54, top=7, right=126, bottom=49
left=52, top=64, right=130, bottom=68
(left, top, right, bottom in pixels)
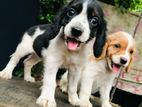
left=53, top=6, right=67, bottom=26
left=53, top=0, right=75, bottom=26
left=93, top=19, right=107, bottom=58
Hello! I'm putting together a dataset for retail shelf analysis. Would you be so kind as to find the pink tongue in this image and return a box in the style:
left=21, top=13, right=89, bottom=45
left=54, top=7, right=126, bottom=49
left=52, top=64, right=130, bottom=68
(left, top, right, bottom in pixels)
left=112, top=64, right=120, bottom=73
left=67, top=41, right=78, bottom=51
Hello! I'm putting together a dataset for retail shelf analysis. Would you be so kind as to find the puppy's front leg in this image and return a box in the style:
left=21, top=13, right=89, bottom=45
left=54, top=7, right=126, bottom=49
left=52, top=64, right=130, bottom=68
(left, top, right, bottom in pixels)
left=99, top=76, right=114, bottom=107
left=79, top=71, right=93, bottom=107
left=36, top=58, right=61, bottom=107
left=68, top=67, right=81, bottom=106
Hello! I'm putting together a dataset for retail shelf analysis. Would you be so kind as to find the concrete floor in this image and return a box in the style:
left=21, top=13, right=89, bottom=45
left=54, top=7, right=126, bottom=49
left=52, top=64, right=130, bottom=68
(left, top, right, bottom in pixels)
left=0, top=78, right=118, bottom=107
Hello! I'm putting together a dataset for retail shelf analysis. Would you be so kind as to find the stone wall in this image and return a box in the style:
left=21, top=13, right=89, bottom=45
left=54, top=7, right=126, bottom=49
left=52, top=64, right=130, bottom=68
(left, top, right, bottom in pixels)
left=100, top=2, right=142, bottom=95
left=100, top=2, right=142, bottom=71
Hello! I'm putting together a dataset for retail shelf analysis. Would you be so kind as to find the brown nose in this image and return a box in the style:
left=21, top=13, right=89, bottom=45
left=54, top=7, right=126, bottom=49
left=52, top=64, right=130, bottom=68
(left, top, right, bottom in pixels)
left=120, top=57, right=127, bottom=64
left=71, top=27, right=82, bottom=37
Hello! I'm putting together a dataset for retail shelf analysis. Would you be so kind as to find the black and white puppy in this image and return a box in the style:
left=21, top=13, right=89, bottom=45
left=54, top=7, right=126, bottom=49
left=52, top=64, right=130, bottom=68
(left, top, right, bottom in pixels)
left=0, top=0, right=106, bottom=107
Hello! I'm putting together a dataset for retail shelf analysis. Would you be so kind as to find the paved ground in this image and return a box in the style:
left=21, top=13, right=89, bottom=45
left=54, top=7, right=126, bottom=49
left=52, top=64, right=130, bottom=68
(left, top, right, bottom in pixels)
left=0, top=78, right=118, bottom=107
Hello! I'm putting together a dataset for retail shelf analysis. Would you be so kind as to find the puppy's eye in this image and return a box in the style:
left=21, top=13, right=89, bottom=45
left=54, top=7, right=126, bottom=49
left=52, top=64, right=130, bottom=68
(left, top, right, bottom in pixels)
left=114, top=44, right=120, bottom=48
left=130, top=50, right=134, bottom=54
left=67, top=8, right=76, bottom=17
left=90, top=17, right=98, bottom=26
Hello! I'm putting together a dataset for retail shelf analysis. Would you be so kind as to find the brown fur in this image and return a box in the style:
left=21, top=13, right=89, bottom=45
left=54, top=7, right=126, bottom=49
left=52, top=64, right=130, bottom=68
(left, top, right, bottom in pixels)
left=96, top=32, right=135, bottom=72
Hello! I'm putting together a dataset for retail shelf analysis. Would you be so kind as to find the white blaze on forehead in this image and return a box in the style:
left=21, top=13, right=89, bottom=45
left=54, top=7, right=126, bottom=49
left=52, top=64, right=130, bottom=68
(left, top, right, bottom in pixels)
left=82, top=0, right=88, bottom=14
left=122, top=32, right=135, bottom=65
left=76, top=0, right=90, bottom=42
left=122, top=32, right=135, bottom=51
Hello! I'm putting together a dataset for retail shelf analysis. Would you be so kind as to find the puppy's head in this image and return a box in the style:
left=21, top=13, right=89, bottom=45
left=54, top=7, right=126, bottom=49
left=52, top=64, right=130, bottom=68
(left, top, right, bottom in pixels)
left=54, top=0, right=107, bottom=55
left=100, top=32, right=135, bottom=73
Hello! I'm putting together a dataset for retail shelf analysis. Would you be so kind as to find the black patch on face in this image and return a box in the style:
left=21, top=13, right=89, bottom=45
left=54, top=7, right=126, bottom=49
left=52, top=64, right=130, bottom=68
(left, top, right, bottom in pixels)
left=53, top=0, right=83, bottom=26
left=33, top=24, right=61, bottom=57
left=87, top=1, right=101, bottom=40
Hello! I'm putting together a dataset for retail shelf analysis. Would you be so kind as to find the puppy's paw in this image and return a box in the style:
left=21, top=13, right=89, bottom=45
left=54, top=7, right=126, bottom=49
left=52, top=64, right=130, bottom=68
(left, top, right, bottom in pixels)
left=24, top=76, right=35, bottom=83
left=69, top=94, right=79, bottom=106
left=102, top=101, right=112, bottom=107
left=59, top=72, right=68, bottom=93
left=0, top=71, right=12, bottom=79
left=36, top=97, right=56, bottom=107
left=79, top=99, right=92, bottom=107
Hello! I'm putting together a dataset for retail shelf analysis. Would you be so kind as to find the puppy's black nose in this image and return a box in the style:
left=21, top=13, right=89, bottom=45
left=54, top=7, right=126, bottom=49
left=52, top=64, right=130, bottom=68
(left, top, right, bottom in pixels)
left=120, top=57, right=127, bottom=64
left=71, top=27, right=82, bottom=37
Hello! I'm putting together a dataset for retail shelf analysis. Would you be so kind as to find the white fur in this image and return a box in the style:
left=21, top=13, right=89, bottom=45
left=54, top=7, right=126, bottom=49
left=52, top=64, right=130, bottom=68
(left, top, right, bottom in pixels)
left=24, top=53, right=41, bottom=82
left=0, top=28, right=44, bottom=81
left=36, top=2, right=94, bottom=106
left=64, top=1, right=90, bottom=43
left=79, top=32, right=135, bottom=107
left=36, top=27, right=90, bottom=106
left=37, top=2, right=90, bottom=103
left=79, top=60, right=116, bottom=107
left=59, top=32, right=135, bottom=107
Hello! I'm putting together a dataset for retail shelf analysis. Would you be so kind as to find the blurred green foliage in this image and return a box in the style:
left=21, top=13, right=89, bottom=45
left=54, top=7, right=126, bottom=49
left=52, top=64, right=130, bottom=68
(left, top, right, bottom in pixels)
left=114, top=0, right=142, bottom=13
left=14, top=69, right=24, bottom=78
left=39, top=0, right=67, bottom=24
left=39, top=0, right=142, bottom=24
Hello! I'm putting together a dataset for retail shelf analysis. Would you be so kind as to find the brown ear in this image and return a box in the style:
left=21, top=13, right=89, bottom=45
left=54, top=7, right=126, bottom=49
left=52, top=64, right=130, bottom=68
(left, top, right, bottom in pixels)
left=125, top=51, right=135, bottom=72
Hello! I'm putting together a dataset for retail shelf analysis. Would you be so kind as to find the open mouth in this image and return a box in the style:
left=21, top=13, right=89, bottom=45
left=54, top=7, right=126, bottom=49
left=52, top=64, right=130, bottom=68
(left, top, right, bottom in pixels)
left=111, top=60, right=121, bottom=73
left=65, top=37, right=81, bottom=51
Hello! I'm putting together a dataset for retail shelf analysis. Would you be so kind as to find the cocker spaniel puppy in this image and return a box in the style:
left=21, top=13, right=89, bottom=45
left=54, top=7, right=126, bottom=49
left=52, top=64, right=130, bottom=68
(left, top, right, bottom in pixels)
left=0, top=0, right=107, bottom=107
left=60, top=32, right=135, bottom=107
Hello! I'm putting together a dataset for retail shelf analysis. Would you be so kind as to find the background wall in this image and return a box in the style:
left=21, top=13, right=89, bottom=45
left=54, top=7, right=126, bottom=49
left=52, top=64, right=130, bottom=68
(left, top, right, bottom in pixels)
left=101, top=3, right=142, bottom=73
left=100, top=2, right=142, bottom=107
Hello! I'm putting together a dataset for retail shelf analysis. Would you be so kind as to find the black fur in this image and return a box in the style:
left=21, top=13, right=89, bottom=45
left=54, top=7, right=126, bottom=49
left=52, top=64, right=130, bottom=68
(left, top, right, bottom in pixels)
left=32, top=24, right=61, bottom=57
left=53, top=0, right=83, bottom=26
left=92, top=3, right=107, bottom=58
left=27, top=26, right=37, bottom=36
left=93, top=20, right=107, bottom=57
left=84, top=0, right=107, bottom=58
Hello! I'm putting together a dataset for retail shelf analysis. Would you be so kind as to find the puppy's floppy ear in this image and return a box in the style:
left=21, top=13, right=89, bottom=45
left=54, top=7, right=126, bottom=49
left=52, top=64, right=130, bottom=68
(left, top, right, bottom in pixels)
left=95, top=41, right=108, bottom=60
left=125, top=49, right=135, bottom=72
left=93, top=19, right=107, bottom=58
left=53, top=5, right=68, bottom=26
